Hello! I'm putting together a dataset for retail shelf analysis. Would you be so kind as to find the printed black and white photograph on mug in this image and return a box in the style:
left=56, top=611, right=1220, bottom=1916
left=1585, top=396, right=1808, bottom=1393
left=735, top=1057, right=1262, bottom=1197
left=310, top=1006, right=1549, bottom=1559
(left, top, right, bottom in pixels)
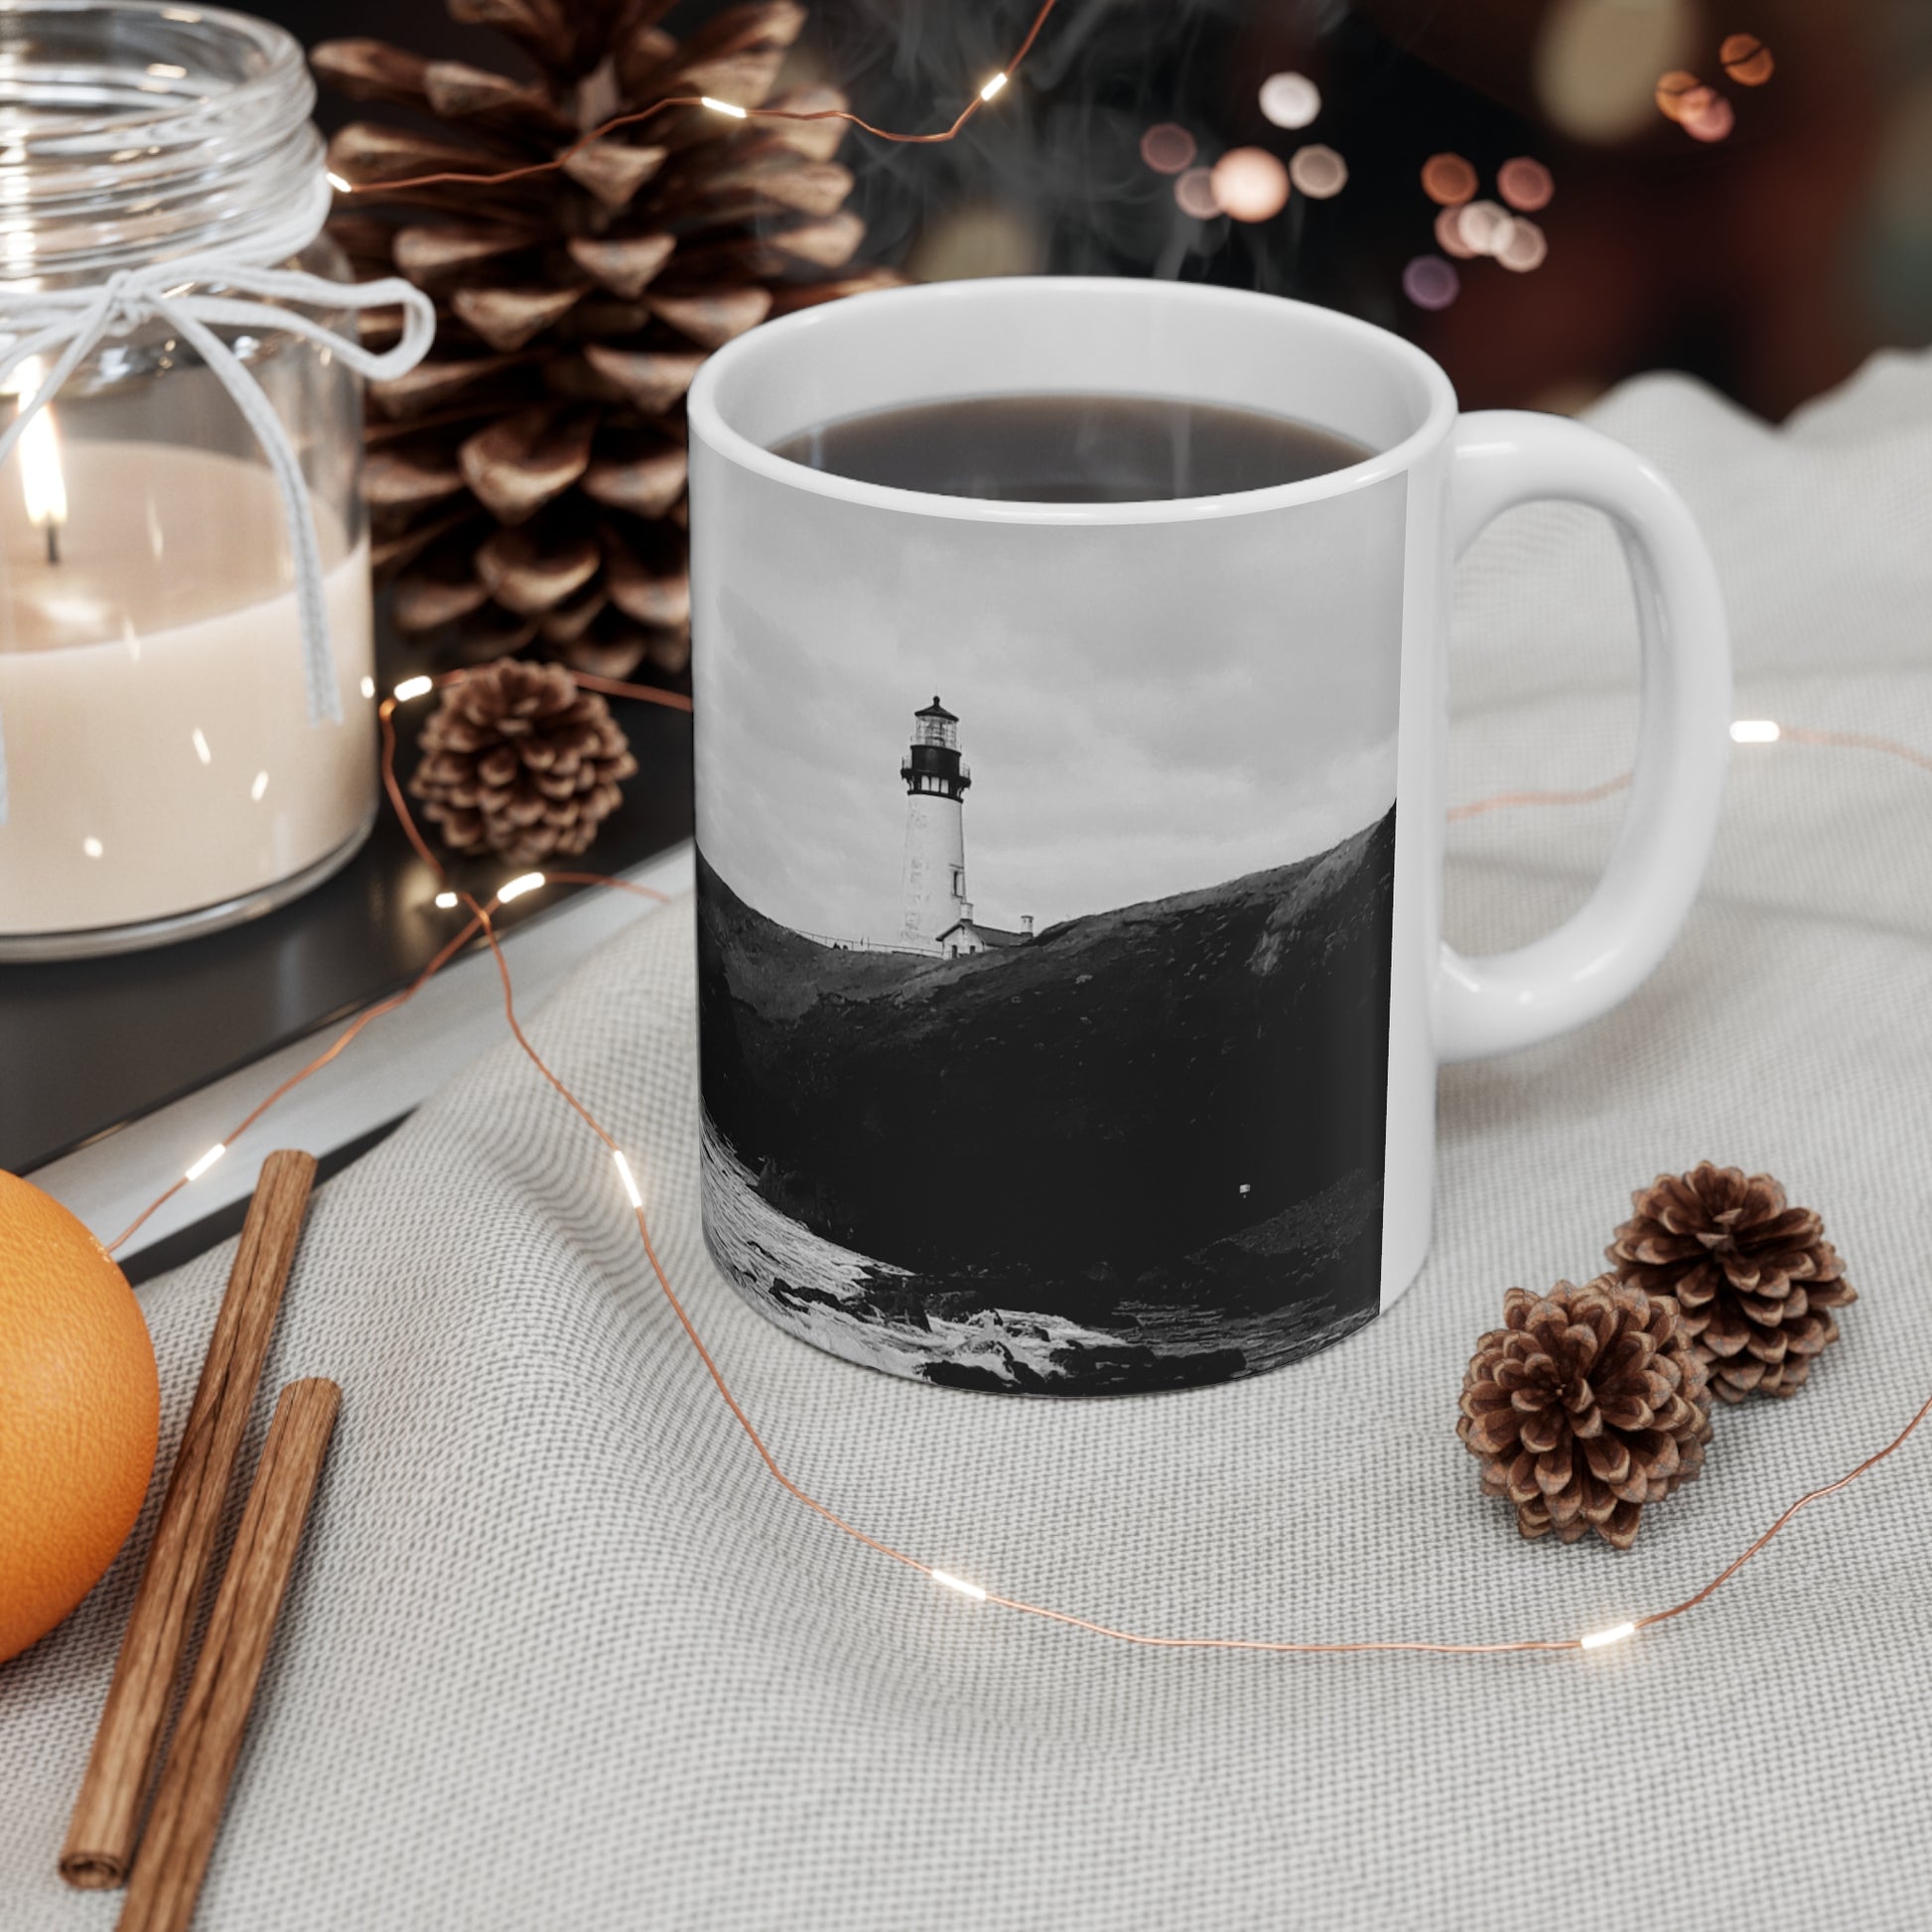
left=696, top=482, right=1404, bottom=1395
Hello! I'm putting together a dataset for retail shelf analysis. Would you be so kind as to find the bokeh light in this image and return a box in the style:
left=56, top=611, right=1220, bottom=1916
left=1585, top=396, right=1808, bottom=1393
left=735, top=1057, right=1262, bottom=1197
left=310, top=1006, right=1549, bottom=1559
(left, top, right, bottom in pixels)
left=1421, top=153, right=1478, bottom=207
left=1259, top=71, right=1321, bottom=130
left=1497, top=158, right=1555, bottom=212
left=1655, top=69, right=1702, bottom=121
left=1455, top=199, right=1515, bottom=257
left=1536, top=0, right=1697, bottom=143
left=1288, top=144, right=1348, bottom=199
left=1210, top=146, right=1291, bottom=222
left=1173, top=167, right=1220, bottom=218
left=1434, top=205, right=1476, bottom=259
left=1403, top=255, right=1460, bottom=311
left=1672, top=82, right=1718, bottom=126
left=1497, top=218, right=1549, bottom=272
left=1721, top=32, right=1775, bottom=85
left=1682, top=89, right=1736, bottom=142
left=1140, top=122, right=1197, bottom=175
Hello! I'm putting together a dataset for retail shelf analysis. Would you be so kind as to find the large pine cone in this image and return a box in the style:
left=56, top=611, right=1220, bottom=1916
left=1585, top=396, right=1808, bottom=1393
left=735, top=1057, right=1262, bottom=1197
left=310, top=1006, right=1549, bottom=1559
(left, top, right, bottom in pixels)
left=1458, top=1279, right=1714, bottom=1549
left=315, top=0, right=895, bottom=681
left=409, top=659, right=637, bottom=865
left=1606, top=1163, right=1857, bottom=1403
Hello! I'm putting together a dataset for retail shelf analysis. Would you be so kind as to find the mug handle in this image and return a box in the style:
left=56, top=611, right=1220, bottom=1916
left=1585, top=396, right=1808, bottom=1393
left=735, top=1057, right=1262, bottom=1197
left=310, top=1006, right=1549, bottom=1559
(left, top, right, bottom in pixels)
left=1437, top=410, right=1732, bottom=1062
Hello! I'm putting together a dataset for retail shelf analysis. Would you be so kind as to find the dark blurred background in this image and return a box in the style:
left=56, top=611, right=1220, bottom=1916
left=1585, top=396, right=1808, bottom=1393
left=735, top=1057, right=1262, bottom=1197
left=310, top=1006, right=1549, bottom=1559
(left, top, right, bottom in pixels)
left=277, top=0, right=1931, bottom=422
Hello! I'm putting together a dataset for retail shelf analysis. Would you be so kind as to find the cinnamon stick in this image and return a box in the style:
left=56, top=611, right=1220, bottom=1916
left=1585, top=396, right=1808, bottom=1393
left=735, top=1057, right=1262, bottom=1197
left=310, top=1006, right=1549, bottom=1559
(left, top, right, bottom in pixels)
left=117, top=1380, right=342, bottom=1932
left=62, top=1150, right=318, bottom=1889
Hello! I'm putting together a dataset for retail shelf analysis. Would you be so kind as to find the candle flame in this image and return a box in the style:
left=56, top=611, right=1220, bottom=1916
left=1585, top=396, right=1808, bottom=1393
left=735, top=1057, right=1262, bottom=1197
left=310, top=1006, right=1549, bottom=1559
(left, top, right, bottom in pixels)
left=11, top=358, right=68, bottom=547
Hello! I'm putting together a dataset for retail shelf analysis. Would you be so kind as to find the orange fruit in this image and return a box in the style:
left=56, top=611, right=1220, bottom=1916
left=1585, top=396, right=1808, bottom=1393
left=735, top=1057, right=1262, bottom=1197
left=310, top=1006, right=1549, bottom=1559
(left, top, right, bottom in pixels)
left=0, top=1172, right=159, bottom=1664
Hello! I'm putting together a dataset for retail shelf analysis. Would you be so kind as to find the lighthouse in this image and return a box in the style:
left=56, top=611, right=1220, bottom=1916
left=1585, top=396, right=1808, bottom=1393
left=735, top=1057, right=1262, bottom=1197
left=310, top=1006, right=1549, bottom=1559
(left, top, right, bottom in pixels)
left=898, top=696, right=971, bottom=949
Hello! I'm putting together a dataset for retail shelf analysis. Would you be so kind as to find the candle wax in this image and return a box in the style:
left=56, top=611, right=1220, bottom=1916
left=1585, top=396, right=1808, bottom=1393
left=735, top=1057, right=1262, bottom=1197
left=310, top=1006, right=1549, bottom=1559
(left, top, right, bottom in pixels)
left=0, top=441, right=375, bottom=937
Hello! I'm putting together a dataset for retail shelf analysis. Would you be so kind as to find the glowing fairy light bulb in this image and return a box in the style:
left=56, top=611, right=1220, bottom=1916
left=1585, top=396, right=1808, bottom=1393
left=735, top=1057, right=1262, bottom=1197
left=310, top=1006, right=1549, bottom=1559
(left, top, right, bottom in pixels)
left=701, top=95, right=749, bottom=118
left=434, top=891, right=459, bottom=909
left=497, top=872, right=546, bottom=902
left=1579, top=1621, right=1636, bottom=1651
left=1730, top=719, right=1781, bottom=744
left=184, top=1143, right=227, bottom=1182
left=326, top=170, right=352, bottom=194
left=930, top=1570, right=989, bottom=1601
left=980, top=71, right=1009, bottom=101
left=393, top=675, right=434, bottom=702
left=614, top=1150, right=644, bottom=1209
left=11, top=357, right=68, bottom=564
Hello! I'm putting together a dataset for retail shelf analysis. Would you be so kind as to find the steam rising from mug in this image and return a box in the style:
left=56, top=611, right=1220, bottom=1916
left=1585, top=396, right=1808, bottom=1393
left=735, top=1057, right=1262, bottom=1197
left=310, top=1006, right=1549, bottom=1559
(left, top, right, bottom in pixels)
left=823, top=0, right=1280, bottom=281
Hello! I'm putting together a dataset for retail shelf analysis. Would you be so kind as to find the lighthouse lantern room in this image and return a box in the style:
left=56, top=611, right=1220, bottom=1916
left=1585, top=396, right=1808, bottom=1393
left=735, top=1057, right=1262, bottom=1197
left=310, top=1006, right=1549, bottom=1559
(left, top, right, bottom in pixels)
left=899, top=697, right=971, bottom=948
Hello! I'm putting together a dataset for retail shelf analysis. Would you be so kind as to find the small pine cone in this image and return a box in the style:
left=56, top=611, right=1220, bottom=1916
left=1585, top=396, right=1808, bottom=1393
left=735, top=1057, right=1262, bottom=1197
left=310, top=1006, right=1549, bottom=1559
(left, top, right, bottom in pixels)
left=1606, top=1163, right=1857, bottom=1403
left=409, top=659, right=636, bottom=867
left=1458, top=1278, right=1714, bottom=1550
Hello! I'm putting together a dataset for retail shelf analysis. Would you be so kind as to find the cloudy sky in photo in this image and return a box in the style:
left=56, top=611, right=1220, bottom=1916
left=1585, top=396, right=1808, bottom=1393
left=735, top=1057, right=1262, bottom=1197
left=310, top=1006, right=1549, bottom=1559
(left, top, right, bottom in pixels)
left=693, top=467, right=1406, bottom=942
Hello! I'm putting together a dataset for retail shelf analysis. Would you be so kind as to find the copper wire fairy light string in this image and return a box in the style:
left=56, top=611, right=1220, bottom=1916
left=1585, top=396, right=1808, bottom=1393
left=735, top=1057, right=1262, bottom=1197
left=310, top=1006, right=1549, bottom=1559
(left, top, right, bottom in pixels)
left=101, top=665, right=1932, bottom=1661
left=344, top=0, right=1063, bottom=197
left=101, top=674, right=695, bottom=1253
left=1447, top=772, right=1631, bottom=822
left=1635, top=1382, right=1932, bottom=1632
left=102, top=910, right=487, bottom=1253
left=92, top=0, right=1932, bottom=1651
left=440, top=740, right=1576, bottom=1654
left=439, top=712, right=1932, bottom=1656
left=1445, top=726, right=1932, bottom=829
left=1780, top=725, right=1932, bottom=775
left=19, top=0, right=1905, bottom=1665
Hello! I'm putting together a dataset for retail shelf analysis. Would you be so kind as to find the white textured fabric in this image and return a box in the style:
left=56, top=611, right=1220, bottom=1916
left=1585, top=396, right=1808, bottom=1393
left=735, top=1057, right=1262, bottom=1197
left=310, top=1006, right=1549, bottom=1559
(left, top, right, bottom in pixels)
left=5, top=353, right=1932, bottom=1931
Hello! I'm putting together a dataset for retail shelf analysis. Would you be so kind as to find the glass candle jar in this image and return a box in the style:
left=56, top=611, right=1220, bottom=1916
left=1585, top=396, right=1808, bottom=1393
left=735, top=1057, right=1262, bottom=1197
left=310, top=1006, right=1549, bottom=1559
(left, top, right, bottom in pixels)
left=0, top=1, right=379, bottom=958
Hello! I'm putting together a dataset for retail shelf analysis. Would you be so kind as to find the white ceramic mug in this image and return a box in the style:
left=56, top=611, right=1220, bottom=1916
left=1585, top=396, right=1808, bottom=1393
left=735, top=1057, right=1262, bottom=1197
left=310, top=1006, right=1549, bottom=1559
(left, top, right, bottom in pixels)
left=687, top=278, right=1729, bottom=1396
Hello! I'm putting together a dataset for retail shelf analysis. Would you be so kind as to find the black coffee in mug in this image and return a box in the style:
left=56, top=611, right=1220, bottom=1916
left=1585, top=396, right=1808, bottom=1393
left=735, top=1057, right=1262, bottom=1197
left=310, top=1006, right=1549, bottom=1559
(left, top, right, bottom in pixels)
left=770, top=393, right=1370, bottom=502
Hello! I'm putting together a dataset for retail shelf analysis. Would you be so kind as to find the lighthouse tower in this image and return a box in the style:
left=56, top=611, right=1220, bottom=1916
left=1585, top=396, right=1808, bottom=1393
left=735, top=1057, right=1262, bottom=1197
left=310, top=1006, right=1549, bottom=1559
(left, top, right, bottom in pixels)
left=898, top=696, right=971, bottom=950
